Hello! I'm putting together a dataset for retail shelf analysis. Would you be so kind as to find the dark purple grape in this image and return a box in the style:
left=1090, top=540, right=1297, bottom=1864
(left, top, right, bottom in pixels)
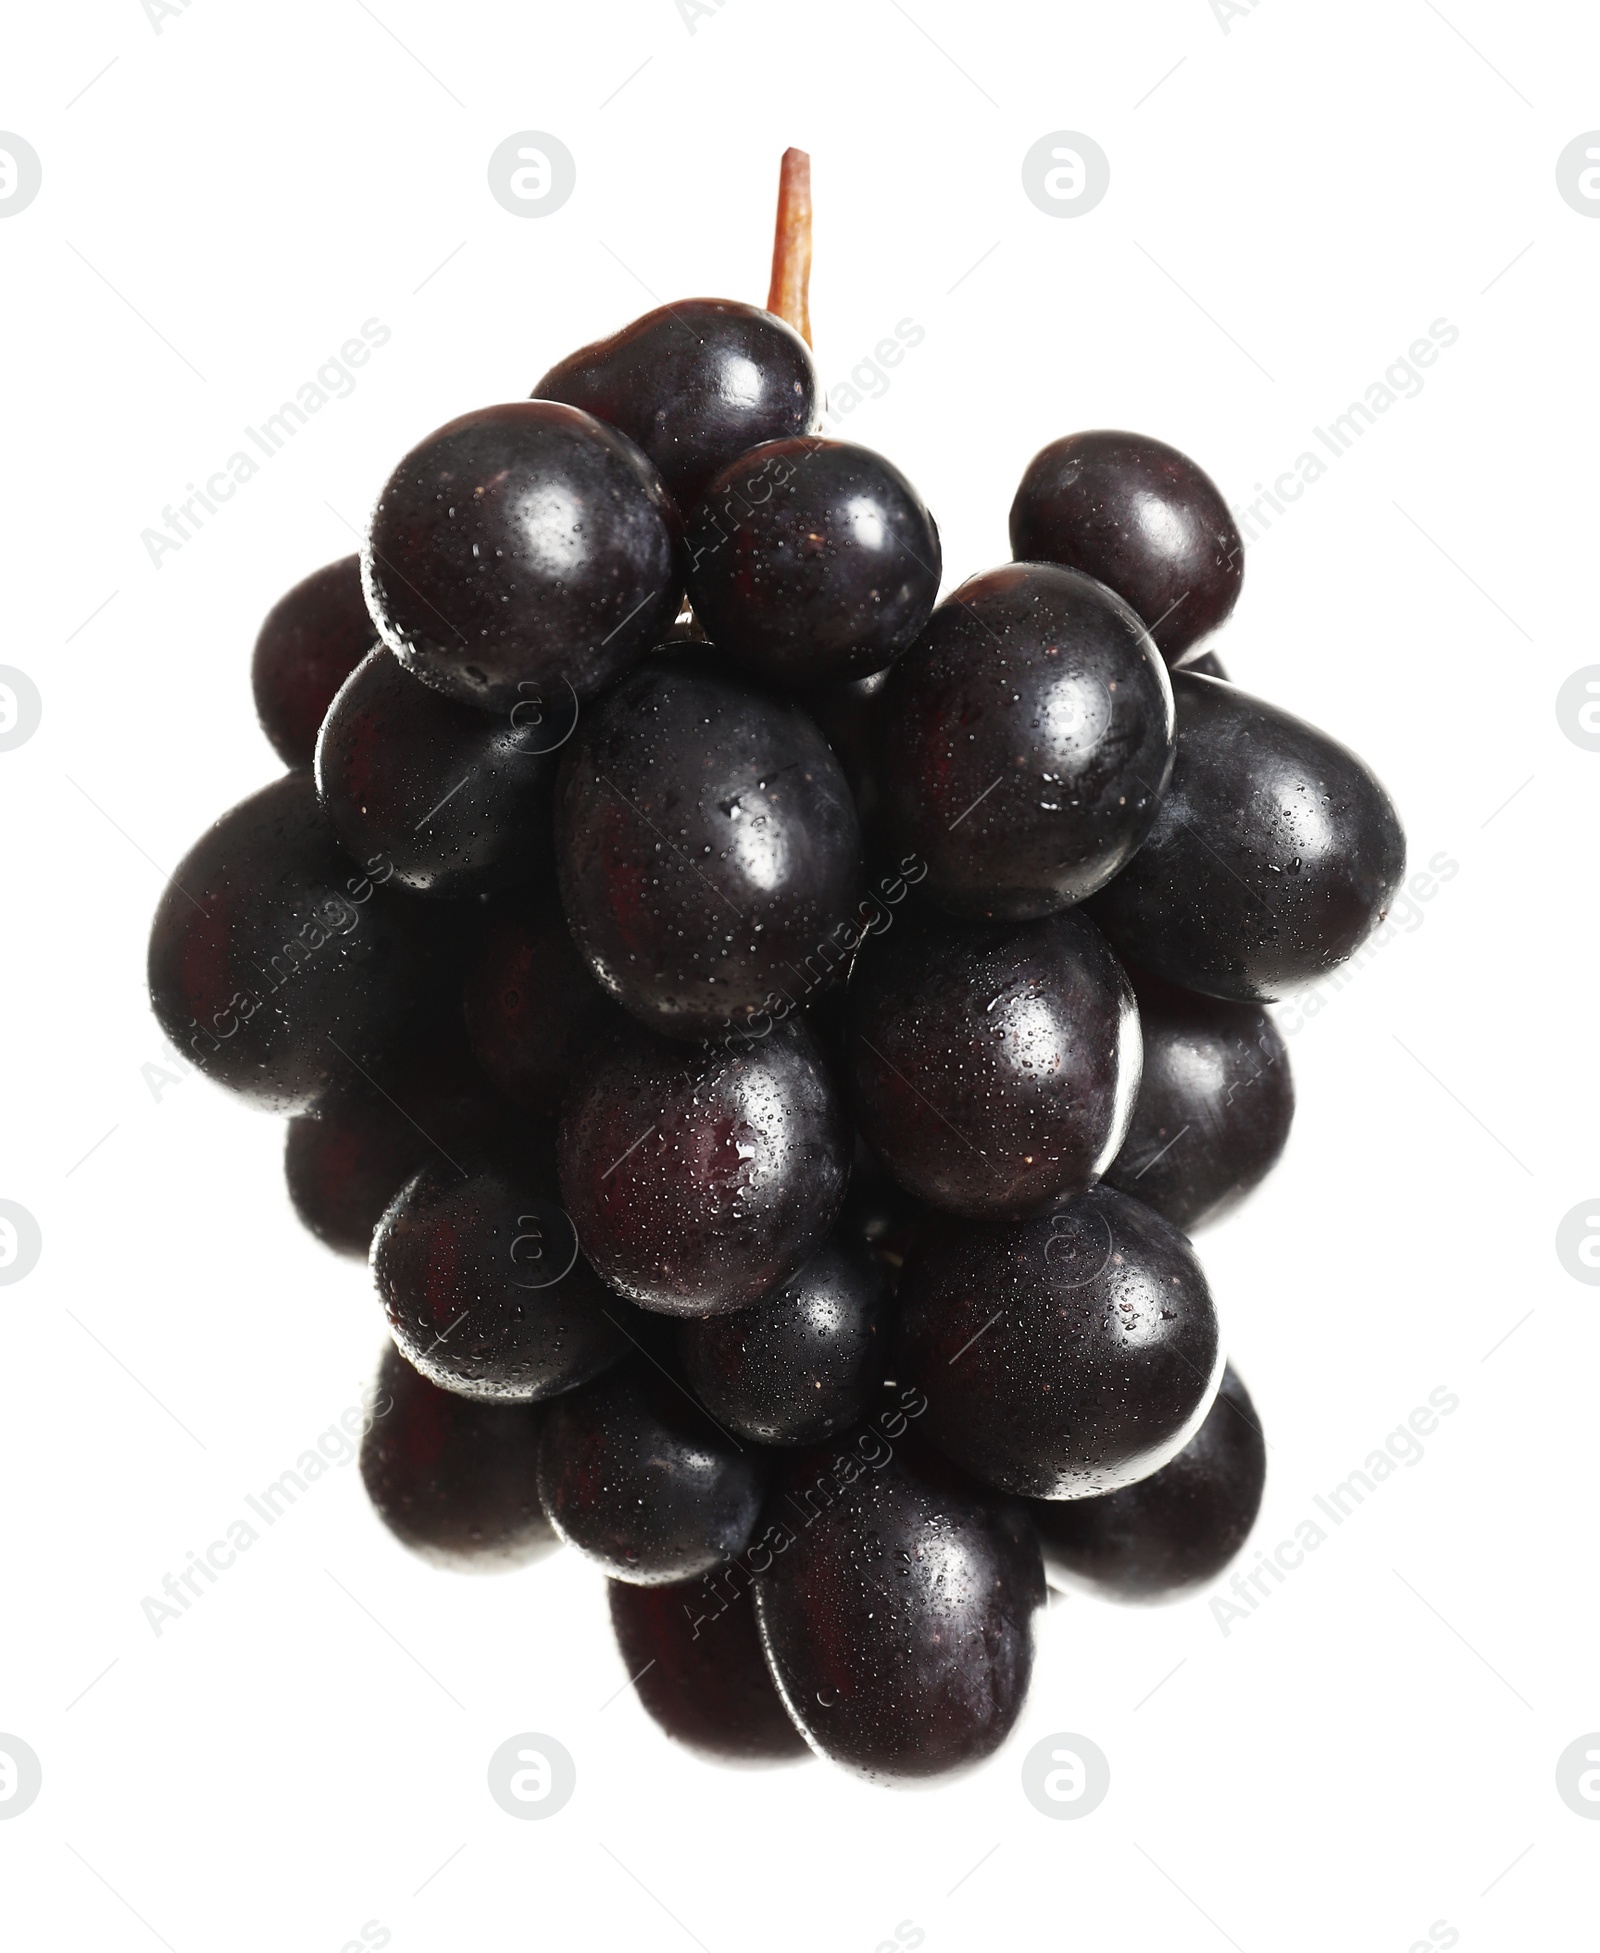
left=677, top=1238, right=888, bottom=1445
left=1181, top=649, right=1228, bottom=680
left=879, top=563, right=1174, bottom=920
left=1010, top=430, right=1243, bottom=663
left=684, top=438, right=941, bottom=686
left=285, top=1046, right=512, bottom=1257
left=373, top=1151, right=633, bottom=1402
left=896, top=1186, right=1222, bottom=1499
left=558, top=1017, right=850, bottom=1316
left=847, top=906, right=1140, bottom=1220
left=360, top=1342, right=557, bottom=1571
left=251, top=555, right=376, bottom=769
left=537, top=1363, right=766, bottom=1583
left=1104, top=968, right=1293, bottom=1231
left=463, top=890, right=627, bottom=1116
left=532, top=300, right=820, bottom=514
left=147, top=772, right=424, bottom=1114
left=753, top=1430, right=1045, bottom=1784
left=313, top=646, right=559, bottom=898
left=363, top=401, right=681, bottom=714
left=800, top=670, right=888, bottom=844
left=608, top=1578, right=809, bottom=1765
left=554, top=655, right=862, bottom=1039
left=1089, top=672, right=1406, bottom=1001
left=837, top=1135, right=924, bottom=1277
left=1027, top=1364, right=1265, bottom=1600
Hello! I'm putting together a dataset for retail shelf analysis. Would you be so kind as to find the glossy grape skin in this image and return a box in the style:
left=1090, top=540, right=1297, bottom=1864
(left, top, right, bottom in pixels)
left=147, top=772, right=424, bottom=1114
left=837, top=1135, right=924, bottom=1278
left=879, top=563, right=1175, bottom=920
left=847, top=906, right=1141, bottom=1220
left=359, top=1343, right=558, bottom=1572
left=463, top=890, right=627, bottom=1116
left=753, top=1431, right=1045, bottom=1785
left=1027, top=1364, right=1265, bottom=1600
left=373, top=1153, right=634, bottom=1403
left=677, top=1238, right=889, bottom=1445
left=684, top=438, right=941, bottom=687
left=313, top=646, right=558, bottom=898
left=558, top=1017, right=850, bottom=1316
left=1089, top=672, right=1407, bottom=1001
left=608, top=1579, right=810, bottom=1765
left=537, top=1363, right=766, bottom=1584
left=1104, top=969, right=1293, bottom=1231
left=897, top=1186, right=1223, bottom=1500
left=363, top=401, right=681, bottom=714
left=1182, top=649, right=1228, bottom=681
left=1010, top=431, right=1244, bottom=664
left=251, top=555, right=376, bottom=769
left=285, top=1049, right=514, bottom=1258
left=554, top=655, right=862, bottom=1038
left=532, top=299, right=820, bottom=514
left=801, top=670, right=888, bottom=846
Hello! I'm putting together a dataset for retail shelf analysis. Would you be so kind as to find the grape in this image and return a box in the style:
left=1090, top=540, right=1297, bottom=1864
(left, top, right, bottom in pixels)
left=558, top=1016, right=849, bottom=1315
left=1027, top=1364, right=1266, bottom=1600
left=359, top=1343, right=557, bottom=1571
left=463, top=889, right=627, bottom=1116
left=1182, top=649, right=1228, bottom=681
left=373, top=1153, right=634, bottom=1402
left=608, top=1578, right=810, bottom=1764
left=554, top=654, right=862, bottom=1038
left=677, top=1237, right=889, bottom=1444
left=896, top=1186, right=1222, bottom=1498
left=153, top=156, right=1415, bottom=1787
left=285, top=1044, right=512, bottom=1257
left=363, top=401, right=681, bottom=713
left=1010, top=430, right=1243, bottom=663
left=537, top=1363, right=766, bottom=1583
left=800, top=670, right=889, bottom=848
left=314, top=646, right=557, bottom=898
left=846, top=905, right=1141, bottom=1219
left=1089, top=671, right=1406, bottom=1000
left=1104, top=968, right=1293, bottom=1230
left=251, top=555, right=375, bottom=769
left=879, top=563, right=1174, bottom=919
left=753, top=1431, right=1045, bottom=1784
left=532, top=300, right=820, bottom=514
left=836, top=1135, right=924, bottom=1276
left=147, top=772, right=424, bottom=1113
left=684, top=437, right=941, bottom=686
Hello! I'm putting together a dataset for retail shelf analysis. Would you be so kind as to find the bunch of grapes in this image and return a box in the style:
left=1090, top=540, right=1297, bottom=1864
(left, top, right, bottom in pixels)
left=148, top=154, right=1403, bottom=1787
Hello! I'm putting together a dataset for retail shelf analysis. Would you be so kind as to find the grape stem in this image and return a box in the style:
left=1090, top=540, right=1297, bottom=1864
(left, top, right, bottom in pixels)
left=766, top=148, right=812, bottom=347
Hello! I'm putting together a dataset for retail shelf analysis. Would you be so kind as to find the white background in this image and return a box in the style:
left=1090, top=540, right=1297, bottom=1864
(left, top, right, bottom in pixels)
left=2, top=1, right=1595, bottom=1947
